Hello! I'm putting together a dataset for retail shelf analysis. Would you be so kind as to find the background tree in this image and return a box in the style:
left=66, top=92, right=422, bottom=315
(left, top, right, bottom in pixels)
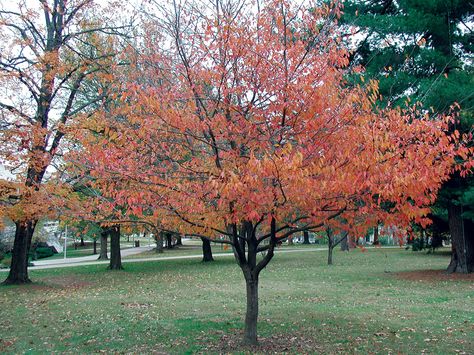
left=342, top=0, right=474, bottom=272
left=0, top=0, right=131, bottom=284
left=201, top=237, right=214, bottom=262
left=325, top=227, right=348, bottom=265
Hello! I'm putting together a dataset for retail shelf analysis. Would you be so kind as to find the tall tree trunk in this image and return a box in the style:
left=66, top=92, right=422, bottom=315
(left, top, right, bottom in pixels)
left=176, top=235, right=182, bottom=246
left=109, top=225, right=122, bottom=270
left=373, top=224, right=379, bottom=245
left=302, top=230, right=310, bottom=244
left=447, top=203, right=474, bottom=273
left=2, top=221, right=36, bottom=285
left=243, top=275, right=259, bottom=345
left=98, top=229, right=108, bottom=260
left=93, top=239, right=97, bottom=255
left=80, top=236, right=85, bottom=247
left=201, top=237, right=214, bottom=262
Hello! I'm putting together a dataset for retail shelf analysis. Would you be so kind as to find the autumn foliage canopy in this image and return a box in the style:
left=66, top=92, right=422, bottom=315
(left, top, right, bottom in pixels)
left=74, top=0, right=466, bottom=242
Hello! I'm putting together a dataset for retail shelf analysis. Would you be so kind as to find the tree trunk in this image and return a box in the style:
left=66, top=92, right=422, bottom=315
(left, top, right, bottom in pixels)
left=176, top=235, right=182, bottom=246
left=373, top=224, right=379, bottom=245
left=155, top=233, right=164, bottom=253
left=80, top=236, right=85, bottom=247
left=447, top=203, right=474, bottom=273
left=93, top=239, right=97, bottom=255
left=166, top=233, right=173, bottom=249
left=287, top=235, right=293, bottom=245
left=98, top=229, right=108, bottom=260
left=201, top=237, right=214, bottom=262
left=340, top=235, right=349, bottom=251
left=327, top=236, right=334, bottom=265
left=2, top=221, right=36, bottom=285
left=109, top=226, right=122, bottom=270
left=326, top=228, right=335, bottom=265
left=243, top=276, right=259, bottom=345
left=302, top=230, right=310, bottom=244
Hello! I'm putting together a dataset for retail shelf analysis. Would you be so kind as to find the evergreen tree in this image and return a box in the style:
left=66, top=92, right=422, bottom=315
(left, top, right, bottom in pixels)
left=342, top=0, right=474, bottom=272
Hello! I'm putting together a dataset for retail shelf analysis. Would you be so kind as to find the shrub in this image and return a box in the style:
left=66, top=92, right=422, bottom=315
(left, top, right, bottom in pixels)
left=1, top=254, right=12, bottom=268
left=34, top=247, right=54, bottom=259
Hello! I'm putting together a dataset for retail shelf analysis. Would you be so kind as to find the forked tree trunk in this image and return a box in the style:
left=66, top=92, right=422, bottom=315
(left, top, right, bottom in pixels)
left=302, top=230, right=310, bottom=244
left=231, top=219, right=277, bottom=345
left=447, top=203, right=474, bottom=273
left=2, top=221, right=36, bottom=285
left=98, top=229, right=108, bottom=260
left=109, top=225, right=122, bottom=270
left=201, top=237, right=214, bottom=262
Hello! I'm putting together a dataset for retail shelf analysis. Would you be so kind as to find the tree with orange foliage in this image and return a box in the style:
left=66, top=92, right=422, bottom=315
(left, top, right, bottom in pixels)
left=0, top=0, right=132, bottom=284
left=77, top=0, right=468, bottom=344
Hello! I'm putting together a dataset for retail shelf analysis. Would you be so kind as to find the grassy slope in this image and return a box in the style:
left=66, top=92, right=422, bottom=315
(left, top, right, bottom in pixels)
left=0, top=248, right=472, bottom=354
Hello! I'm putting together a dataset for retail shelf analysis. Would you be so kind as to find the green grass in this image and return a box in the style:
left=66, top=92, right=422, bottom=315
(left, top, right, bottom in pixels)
left=124, top=241, right=325, bottom=260
left=0, top=248, right=473, bottom=354
left=42, top=248, right=95, bottom=260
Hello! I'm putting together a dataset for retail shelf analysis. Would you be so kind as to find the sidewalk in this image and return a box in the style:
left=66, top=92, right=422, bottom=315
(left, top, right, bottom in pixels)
left=0, top=247, right=329, bottom=271
left=25, top=245, right=154, bottom=267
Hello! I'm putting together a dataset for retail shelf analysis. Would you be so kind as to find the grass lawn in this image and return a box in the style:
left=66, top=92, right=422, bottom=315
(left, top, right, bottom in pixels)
left=0, top=248, right=473, bottom=354
left=123, top=240, right=325, bottom=260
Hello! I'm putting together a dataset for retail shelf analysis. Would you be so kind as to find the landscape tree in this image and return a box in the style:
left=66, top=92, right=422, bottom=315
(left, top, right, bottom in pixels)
left=342, top=0, right=474, bottom=272
left=0, top=0, right=131, bottom=284
left=77, top=0, right=468, bottom=344
left=201, top=237, right=214, bottom=262
left=325, top=227, right=348, bottom=265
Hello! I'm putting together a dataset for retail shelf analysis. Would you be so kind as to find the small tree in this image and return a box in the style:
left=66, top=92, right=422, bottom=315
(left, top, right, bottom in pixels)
left=79, top=0, right=467, bottom=344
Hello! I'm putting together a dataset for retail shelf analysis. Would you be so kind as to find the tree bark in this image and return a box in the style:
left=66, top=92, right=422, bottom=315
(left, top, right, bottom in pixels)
left=109, top=225, right=122, bottom=270
left=98, top=229, right=108, bottom=260
left=447, top=203, right=474, bottom=273
left=80, top=236, right=85, bottom=247
left=340, top=234, right=349, bottom=251
left=166, top=233, right=173, bottom=249
left=176, top=235, right=182, bottom=246
left=302, top=230, right=310, bottom=244
left=243, top=277, right=259, bottom=345
left=2, top=221, right=36, bottom=285
left=373, top=224, right=379, bottom=245
left=201, top=237, right=214, bottom=262
left=327, top=229, right=334, bottom=265
left=93, top=239, right=97, bottom=255
left=155, top=233, right=164, bottom=253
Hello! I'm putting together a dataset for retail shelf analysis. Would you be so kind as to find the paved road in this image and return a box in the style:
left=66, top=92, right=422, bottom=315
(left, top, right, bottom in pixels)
left=33, top=245, right=155, bottom=266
